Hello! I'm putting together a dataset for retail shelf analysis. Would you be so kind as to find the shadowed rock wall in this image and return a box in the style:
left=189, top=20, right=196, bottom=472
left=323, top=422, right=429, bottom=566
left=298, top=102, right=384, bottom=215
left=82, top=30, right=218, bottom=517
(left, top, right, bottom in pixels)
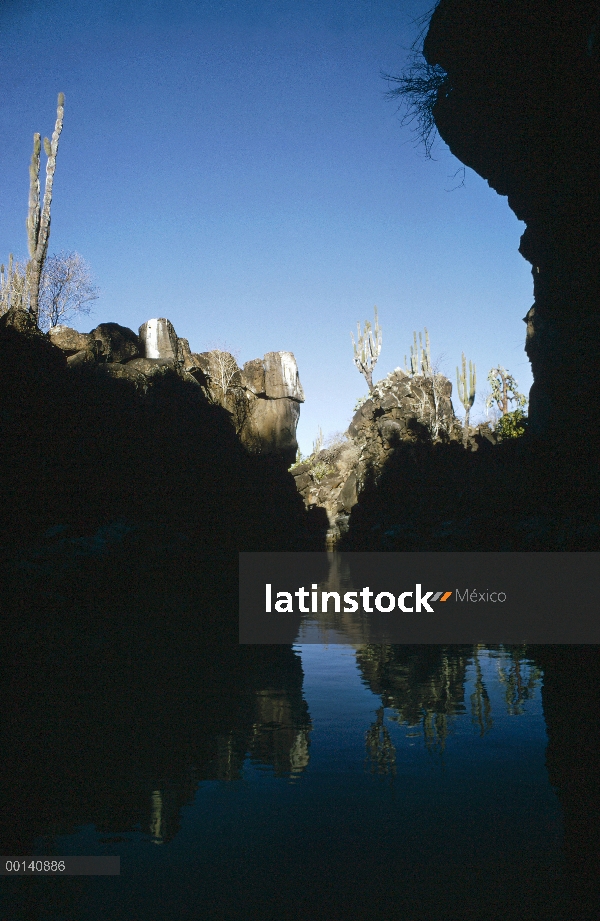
left=422, top=0, right=600, bottom=436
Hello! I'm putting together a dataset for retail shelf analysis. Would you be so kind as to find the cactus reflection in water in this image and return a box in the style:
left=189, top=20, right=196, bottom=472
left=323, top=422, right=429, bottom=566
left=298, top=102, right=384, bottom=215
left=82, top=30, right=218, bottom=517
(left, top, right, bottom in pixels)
left=365, top=707, right=397, bottom=777
left=359, top=646, right=542, bottom=764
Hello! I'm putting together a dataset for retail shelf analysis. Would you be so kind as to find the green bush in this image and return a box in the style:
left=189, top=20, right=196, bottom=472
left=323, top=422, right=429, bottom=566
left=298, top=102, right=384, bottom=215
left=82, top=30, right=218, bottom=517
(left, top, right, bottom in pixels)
left=495, top=409, right=527, bottom=441
left=311, top=461, right=334, bottom=482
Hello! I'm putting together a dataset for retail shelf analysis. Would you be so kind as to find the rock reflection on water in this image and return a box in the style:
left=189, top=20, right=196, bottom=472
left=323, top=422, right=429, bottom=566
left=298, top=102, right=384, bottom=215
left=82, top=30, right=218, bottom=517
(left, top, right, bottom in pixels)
left=297, top=552, right=369, bottom=643
left=496, top=646, right=543, bottom=715
left=250, top=689, right=311, bottom=777
left=0, top=617, right=312, bottom=854
left=140, top=683, right=312, bottom=845
left=364, top=707, right=397, bottom=776
left=358, top=645, right=543, bottom=763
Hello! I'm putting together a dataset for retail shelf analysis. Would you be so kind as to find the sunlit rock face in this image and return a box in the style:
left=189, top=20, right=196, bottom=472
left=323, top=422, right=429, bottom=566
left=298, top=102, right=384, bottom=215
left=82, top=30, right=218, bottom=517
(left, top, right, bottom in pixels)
left=263, top=351, right=305, bottom=401
left=48, top=325, right=94, bottom=354
left=238, top=352, right=304, bottom=465
left=46, top=316, right=303, bottom=462
left=422, top=0, right=600, bottom=435
left=290, top=368, right=492, bottom=547
left=139, top=318, right=179, bottom=360
left=242, top=395, right=301, bottom=462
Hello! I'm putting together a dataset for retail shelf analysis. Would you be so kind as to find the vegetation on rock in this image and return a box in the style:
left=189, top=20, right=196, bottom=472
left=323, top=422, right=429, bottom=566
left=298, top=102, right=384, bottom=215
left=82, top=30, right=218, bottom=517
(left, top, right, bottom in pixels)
left=1, top=251, right=98, bottom=331
left=456, top=352, right=476, bottom=447
left=494, top=408, right=527, bottom=441
left=485, top=367, right=527, bottom=418
left=351, top=305, right=382, bottom=392
left=25, top=93, right=65, bottom=324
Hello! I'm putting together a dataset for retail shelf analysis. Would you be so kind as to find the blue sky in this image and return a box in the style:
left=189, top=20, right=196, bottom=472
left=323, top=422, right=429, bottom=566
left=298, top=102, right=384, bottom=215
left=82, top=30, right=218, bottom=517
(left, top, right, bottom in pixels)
left=0, top=0, right=533, bottom=455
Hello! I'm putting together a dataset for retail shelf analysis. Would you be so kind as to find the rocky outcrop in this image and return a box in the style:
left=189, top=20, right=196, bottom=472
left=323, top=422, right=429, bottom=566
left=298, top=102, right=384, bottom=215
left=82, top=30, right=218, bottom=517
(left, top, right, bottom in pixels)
left=347, top=368, right=456, bottom=446
left=291, top=368, right=491, bottom=545
left=48, top=325, right=94, bottom=354
left=186, top=347, right=305, bottom=465
left=421, top=0, right=600, bottom=436
left=238, top=351, right=304, bottom=464
left=262, top=351, right=305, bottom=401
left=90, top=322, right=141, bottom=363
left=242, top=397, right=300, bottom=460
left=0, top=309, right=320, bottom=554
left=0, top=307, right=67, bottom=375
left=139, top=317, right=178, bottom=361
left=44, top=317, right=303, bottom=462
left=49, top=321, right=141, bottom=365
left=291, top=368, right=499, bottom=546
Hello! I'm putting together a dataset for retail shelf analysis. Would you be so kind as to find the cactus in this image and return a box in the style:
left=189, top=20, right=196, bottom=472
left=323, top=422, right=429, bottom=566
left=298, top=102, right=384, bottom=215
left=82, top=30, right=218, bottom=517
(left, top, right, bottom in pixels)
left=409, top=331, right=418, bottom=375
left=351, top=305, right=382, bottom=392
left=1, top=255, right=13, bottom=313
left=408, top=327, right=432, bottom=376
left=421, top=328, right=432, bottom=376
left=312, top=426, right=324, bottom=456
left=25, top=92, right=65, bottom=324
left=456, top=352, right=476, bottom=447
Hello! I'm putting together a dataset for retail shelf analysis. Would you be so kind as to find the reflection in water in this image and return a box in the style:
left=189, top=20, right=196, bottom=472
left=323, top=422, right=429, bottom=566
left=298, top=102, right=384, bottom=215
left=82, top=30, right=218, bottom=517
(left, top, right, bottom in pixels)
left=2, top=572, right=599, bottom=921
left=358, top=645, right=543, bottom=758
left=149, top=790, right=164, bottom=845
left=471, top=647, right=493, bottom=737
left=357, top=644, right=471, bottom=753
left=365, top=707, right=396, bottom=776
left=249, top=688, right=311, bottom=778
left=0, top=614, right=312, bottom=854
left=496, top=646, right=543, bottom=715
left=365, top=707, right=396, bottom=777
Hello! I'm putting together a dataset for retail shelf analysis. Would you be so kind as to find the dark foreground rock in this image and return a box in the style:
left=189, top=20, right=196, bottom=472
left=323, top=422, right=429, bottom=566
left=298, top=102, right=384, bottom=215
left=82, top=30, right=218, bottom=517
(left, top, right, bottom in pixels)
left=338, top=433, right=600, bottom=551
left=0, top=308, right=324, bottom=561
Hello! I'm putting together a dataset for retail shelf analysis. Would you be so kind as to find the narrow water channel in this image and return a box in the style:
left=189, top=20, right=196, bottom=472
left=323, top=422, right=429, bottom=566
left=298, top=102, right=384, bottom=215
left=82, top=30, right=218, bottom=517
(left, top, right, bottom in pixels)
left=3, top=641, right=591, bottom=921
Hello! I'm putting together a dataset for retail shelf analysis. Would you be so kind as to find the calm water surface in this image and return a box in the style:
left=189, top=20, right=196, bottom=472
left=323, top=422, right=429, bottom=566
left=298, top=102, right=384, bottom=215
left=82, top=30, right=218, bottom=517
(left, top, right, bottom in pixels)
left=2, top=643, right=582, bottom=921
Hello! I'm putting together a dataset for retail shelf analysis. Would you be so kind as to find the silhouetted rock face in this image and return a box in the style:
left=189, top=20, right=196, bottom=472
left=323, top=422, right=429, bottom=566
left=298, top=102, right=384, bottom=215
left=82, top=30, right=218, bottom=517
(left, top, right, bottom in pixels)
left=529, top=646, right=600, bottom=919
left=423, top=0, right=600, bottom=435
left=0, top=307, right=67, bottom=372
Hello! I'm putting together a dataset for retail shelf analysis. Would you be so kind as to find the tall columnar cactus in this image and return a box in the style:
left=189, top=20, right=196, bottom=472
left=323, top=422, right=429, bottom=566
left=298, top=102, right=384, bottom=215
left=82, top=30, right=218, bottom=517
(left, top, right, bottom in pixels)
left=351, top=305, right=382, bottom=392
left=409, top=331, right=419, bottom=374
left=405, top=328, right=432, bottom=376
left=421, top=328, right=432, bottom=376
left=456, top=353, right=476, bottom=447
left=25, top=92, right=65, bottom=324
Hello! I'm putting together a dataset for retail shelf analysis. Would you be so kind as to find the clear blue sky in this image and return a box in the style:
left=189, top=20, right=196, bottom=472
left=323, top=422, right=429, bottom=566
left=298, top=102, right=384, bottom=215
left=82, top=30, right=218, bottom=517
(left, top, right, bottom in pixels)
left=0, top=0, right=533, bottom=455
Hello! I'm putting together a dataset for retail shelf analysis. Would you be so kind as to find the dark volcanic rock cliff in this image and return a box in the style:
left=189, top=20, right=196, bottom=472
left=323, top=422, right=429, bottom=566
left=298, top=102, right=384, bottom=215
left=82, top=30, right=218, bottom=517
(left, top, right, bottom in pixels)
left=0, top=308, right=320, bottom=572
left=422, top=0, right=600, bottom=436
